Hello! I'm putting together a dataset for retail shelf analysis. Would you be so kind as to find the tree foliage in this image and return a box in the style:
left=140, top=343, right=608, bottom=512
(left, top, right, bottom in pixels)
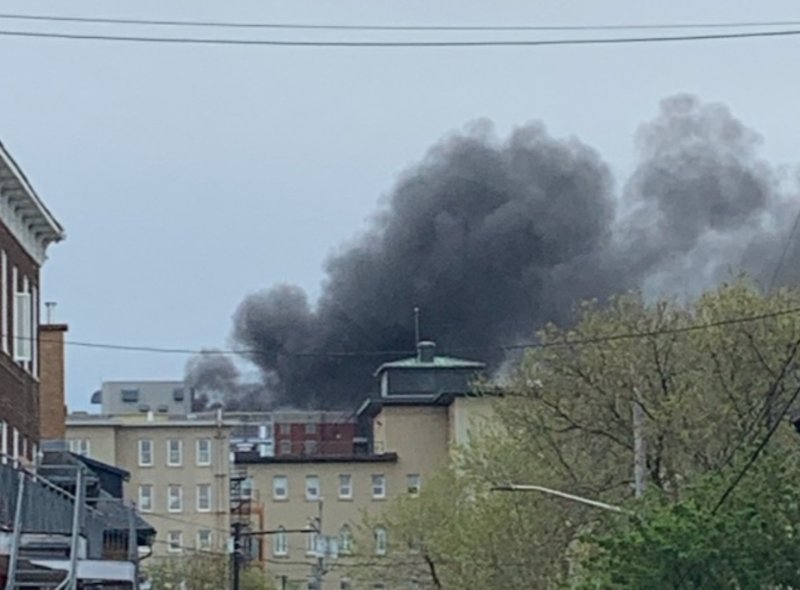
left=145, top=554, right=275, bottom=590
left=355, top=280, right=800, bottom=589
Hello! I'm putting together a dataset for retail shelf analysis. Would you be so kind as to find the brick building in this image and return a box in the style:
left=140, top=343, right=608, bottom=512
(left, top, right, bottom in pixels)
left=0, top=141, right=64, bottom=465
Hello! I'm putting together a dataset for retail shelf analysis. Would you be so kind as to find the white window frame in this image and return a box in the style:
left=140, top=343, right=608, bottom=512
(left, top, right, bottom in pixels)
left=338, top=474, right=352, bottom=499
left=167, top=530, right=183, bottom=553
left=168, top=485, right=183, bottom=513
left=279, top=440, right=291, bottom=455
left=371, top=474, right=386, bottom=499
left=303, top=440, right=318, bottom=456
left=138, top=439, right=153, bottom=467
left=339, top=525, right=353, bottom=554
left=196, top=483, right=212, bottom=512
left=75, top=439, right=91, bottom=457
left=273, top=475, right=288, bottom=500
left=196, top=438, right=212, bottom=466
left=31, top=285, right=38, bottom=377
left=305, top=475, right=320, bottom=501
left=138, top=485, right=153, bottom=512
left=167, top=439, right=183, bottom=466
left=12, top=428, right=19, bottom=466
left=1, top=250, right=7, bottom=355
left=0, top=420, right=6, bottom=465
left=406, top=474, right=421, bottom=496
left=273, top=527, right=288, bottom=556
left=374, top=526, right=388, bottom=556
left=197, top=529, right=212, bottom=551
left=13, top=283, right=32, bottom=363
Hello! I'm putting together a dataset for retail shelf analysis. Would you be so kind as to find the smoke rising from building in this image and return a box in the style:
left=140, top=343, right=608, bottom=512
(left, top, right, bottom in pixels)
left=188, top=94, right=799, bottom=410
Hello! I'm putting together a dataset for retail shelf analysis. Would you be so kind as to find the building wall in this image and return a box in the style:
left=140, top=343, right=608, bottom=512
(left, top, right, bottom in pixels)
left=39, top=324, right=68, bottom=440
left=448, top=395, right=497, bottom=449
left=0, top=219, right=41, bottom=462
left=100, top=381, right=190, bottom=416
left=247, top=459, right=402, bottom=589
left=66, top=419, right=232, bottom=559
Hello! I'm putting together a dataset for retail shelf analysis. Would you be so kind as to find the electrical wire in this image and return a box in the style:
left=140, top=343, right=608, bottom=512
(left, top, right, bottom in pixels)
left=37, top=305, right=800, bottom=358
left=3, top=12, right=800, bottom=32
left=2, top=27, right=800, bottom=48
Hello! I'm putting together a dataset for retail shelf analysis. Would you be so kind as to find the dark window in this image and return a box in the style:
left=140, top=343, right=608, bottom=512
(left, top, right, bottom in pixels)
left=157, top=404, right=169, bottom=413
left=138, top=404, right=151, bottom=412
left=173, top=388, right=185, bottom=402
left=121, top=389, right=140, bottom=403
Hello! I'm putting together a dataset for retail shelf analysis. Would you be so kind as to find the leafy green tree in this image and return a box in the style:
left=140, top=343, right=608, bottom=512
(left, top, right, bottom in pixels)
left=354, top=279, right=800, bottom=589
left=145, top=553, right=275, bottom=590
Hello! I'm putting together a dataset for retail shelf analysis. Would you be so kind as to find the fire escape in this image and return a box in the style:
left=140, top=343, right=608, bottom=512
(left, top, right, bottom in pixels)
left=229, top=465, right=265, bottom=566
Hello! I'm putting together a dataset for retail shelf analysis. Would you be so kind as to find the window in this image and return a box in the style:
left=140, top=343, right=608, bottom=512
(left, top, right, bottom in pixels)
left=197, top=529, right=212, bottom=551
left=1, top=251, right=7, bottom=355
left=338, top=474, right=353, bottom=499
left=196, top=438, right=211, bottom=466
left=306, top=519, right=320, bottom=555
left=279, top=440, right=292, bottom=455
left=70, top=439, right=91, bottom=457
left=197, top=484, right=212, bottom=512
left=374, top=526, right=387, bottom=555
left=305, top=475, right=320, bottom=501
left=13, top=290, right=32, bottom=362
left=167, top=530, right=183, bottom=553
left=339, top=525, right=353, bottom=554
left=168, top=485, right=183, bottom=512
left=373, top=584, right=385, bottom=590
left=273, top=475, right=288, bottom=500
left=0, top=420, right=6, bottom=465
left=305, top=422, right=317, bottom=434
left=303, top=440, right=318, bottom=455
left=121, top=389, right=139, bottom=403
left=173, top=388, right=185, bottom=402
left=273, top=527, right=288, bottom=556
left=407, top=474, right=421, bottom=496
left=279, top=423, right=291, bottom=435
left=371, top=474, right=386, bottom=499
left=340, top=580, right=352, bottom=590
left=138, top=485, right=153, bottom=512
left=167, top=439, right=183, bottom=466
left=138, top=439, right=153, bottom=466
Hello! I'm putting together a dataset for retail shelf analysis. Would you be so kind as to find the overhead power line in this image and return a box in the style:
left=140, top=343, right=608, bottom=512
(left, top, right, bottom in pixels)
left=2, top=27, right=800, bottom=48
left=42, top=305, right=800, bottom=357
left=3, top=12, right=800, bottom=32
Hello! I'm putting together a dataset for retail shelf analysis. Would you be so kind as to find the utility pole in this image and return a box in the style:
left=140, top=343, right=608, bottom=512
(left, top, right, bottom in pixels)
left=632, top=384, right=647, bottom=498
left=310, top=498, right=324, bottom=590
left=413, top=307, right=421, bottom=346
left=231, top=522, right=242, bottom=590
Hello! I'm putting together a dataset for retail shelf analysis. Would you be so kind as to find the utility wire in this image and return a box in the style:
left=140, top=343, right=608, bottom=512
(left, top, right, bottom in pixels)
left=3, top=12, right=800, bottom=32
left=37, top=305, right=800, bottom=357
left=2, top=27, right=800, bottom=48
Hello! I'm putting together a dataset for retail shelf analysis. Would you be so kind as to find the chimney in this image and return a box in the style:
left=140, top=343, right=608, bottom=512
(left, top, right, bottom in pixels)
left=417, top=340, right=436, bottom=364
left=39, top=323, right=68, bottom=440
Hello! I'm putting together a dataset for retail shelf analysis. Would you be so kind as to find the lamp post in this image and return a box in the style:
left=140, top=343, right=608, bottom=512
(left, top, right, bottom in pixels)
left=490, top=484, right=632, bottom=515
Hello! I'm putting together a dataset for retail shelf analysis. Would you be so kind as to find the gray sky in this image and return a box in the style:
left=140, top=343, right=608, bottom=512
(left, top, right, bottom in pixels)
left=1, top=0, right=799, bottom=411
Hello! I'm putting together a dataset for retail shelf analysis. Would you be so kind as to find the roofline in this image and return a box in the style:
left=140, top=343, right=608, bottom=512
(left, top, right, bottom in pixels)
left=0, top=141, right=65, bottom=239
left=374, top=359, right=486, bottom=376
left=235, top=451, right=399, bottom=465
left=72, top=453, right=131, bottom=481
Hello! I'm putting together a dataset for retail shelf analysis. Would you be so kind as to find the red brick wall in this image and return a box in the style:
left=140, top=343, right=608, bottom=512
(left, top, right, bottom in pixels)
left=274, top=421, right=357, bottom=455
left=39, top=324, right=67, bottom=440
left=0, top=219, right=41, bottom=458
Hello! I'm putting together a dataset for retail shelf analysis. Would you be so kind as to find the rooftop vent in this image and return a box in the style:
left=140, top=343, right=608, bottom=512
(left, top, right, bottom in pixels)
left=417, top=340, right=436, bottom=363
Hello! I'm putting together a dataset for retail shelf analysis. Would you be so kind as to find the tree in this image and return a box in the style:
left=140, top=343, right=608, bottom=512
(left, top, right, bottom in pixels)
left=353, top=279, right=800, bottom=589
left=145, top=554, right=275, bottom=590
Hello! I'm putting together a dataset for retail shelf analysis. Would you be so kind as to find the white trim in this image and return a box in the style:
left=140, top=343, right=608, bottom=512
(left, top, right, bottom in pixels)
left=0, top=420, right=6, bottom=464
left=0, top=143, right=65, bottom=265
left=138, top=485, right=153, bottom=513
left=1, top=250, right=6, bottom=354
left=167, top=485, right=183, bottom=513
left=166, top=530, right=183, bottom=553
left=167, top=439, right=183, bottom=466
left=137, top=439, right=153, bottom=467
left=31, top=284, right=37, bottom=377
left=338, top=473, right=353, bottom=499
left=196, top=438, right=211, bottom=466
left=11, top=265, right=16, bottom=360
left=196, top=483, right=212, bottom=512
left=12, top=427, right=19, bottom=466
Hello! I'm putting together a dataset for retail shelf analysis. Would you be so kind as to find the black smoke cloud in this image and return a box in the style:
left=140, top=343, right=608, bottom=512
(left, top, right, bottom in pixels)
left=189, top=94, right=799, bottom=410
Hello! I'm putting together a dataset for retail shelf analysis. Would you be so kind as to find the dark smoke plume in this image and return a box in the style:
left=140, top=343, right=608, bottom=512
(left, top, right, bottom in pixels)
left=184, top=350, right=275, bottom=411
left=190, top=94, right=799, bottom=410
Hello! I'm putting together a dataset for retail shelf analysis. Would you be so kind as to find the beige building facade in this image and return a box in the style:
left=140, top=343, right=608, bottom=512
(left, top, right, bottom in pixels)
left=66, top=413, right=232, bottom=559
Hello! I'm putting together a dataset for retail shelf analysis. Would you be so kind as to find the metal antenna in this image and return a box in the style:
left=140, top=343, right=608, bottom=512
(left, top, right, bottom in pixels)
left=413, top=307, right=420, bottom=346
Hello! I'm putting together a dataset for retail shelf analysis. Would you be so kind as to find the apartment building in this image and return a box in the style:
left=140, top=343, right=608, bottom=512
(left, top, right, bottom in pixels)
left=236, top=341, right=495, bottom=589
left=0, top=140, right=64, bottom=466
left=66, top=411, right=232, bottom=560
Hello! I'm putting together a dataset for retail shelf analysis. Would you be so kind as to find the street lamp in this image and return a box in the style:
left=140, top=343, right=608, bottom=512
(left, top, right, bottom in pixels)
left=490, top=484, right=632, bottom=515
